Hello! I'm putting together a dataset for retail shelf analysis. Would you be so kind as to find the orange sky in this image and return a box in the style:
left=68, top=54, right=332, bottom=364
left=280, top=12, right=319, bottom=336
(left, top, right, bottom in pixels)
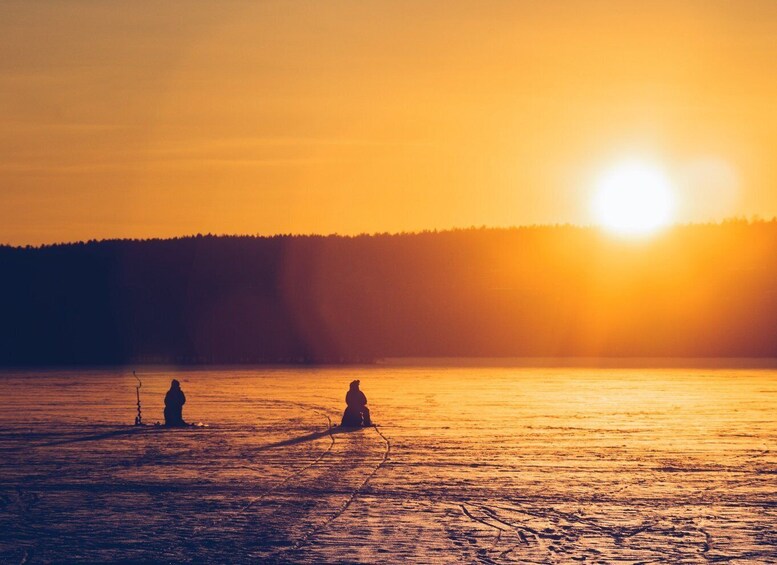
left=1, top=1, right=776, bottom=245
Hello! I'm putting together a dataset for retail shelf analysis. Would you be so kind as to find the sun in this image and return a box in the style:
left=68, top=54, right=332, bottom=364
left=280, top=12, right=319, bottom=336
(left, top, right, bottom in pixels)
left=592, top=160, right=676, bottom=236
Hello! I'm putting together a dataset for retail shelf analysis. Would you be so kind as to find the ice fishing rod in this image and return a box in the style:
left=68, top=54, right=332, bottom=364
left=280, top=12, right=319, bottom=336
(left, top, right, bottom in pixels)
left=134, top=370, right=143, bottom=426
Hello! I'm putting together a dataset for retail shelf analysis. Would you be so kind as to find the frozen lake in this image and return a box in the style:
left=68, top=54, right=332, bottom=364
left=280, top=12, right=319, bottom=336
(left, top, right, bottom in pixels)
left=1, top=365, right=775, bottom=563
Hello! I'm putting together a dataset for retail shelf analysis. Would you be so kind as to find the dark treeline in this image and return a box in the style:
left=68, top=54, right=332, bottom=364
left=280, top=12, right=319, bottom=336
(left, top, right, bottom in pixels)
left=2, top=222, right=777, bottom=365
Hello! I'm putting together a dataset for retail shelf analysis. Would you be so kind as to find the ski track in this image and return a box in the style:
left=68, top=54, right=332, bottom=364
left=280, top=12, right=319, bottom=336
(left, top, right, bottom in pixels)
left=193, top=400, right=337, bottom=534
left=256, top=423, right=392, bottom=563
left=287, top=424, right=390, bottom=550
left=0, top=367, right=776, bottom=563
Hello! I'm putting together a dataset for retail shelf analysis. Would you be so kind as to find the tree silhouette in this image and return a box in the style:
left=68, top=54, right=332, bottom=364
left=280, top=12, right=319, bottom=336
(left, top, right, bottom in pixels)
left=1, top=222, right=776, bottom=365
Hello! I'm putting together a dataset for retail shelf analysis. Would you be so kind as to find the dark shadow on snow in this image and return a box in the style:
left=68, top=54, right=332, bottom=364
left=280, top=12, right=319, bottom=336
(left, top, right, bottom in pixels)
left=39, top=427, right=149, bottom=447
left=255, top=425, right=364, bottom=452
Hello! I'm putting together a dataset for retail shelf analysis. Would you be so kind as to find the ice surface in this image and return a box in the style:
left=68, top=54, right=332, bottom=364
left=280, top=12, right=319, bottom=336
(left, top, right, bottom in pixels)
left=0, top=366, right=775, bottom=563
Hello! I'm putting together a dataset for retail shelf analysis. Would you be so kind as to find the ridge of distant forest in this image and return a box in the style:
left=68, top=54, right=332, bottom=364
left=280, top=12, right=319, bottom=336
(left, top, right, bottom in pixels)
left=2, top=222, right=777, bottom=365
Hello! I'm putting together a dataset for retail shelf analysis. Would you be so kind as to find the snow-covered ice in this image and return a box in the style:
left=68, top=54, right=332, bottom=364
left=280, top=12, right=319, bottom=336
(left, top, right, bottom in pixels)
left=0, top=366, right=775, bottom=563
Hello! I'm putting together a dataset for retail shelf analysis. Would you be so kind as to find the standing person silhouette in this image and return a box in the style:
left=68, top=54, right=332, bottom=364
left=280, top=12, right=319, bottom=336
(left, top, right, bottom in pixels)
left=164, top=379, right=187, bottom=427
left=341, top=379, right=371, bottom=427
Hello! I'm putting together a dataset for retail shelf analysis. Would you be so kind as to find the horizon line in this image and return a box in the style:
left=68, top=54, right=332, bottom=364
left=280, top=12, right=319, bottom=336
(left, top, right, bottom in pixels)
left=3, top=216, right=776, bottom=250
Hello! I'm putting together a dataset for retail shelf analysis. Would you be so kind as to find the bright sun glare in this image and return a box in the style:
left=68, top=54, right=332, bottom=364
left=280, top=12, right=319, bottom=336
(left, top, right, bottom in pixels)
left=592, top=160, right=676, bottom=236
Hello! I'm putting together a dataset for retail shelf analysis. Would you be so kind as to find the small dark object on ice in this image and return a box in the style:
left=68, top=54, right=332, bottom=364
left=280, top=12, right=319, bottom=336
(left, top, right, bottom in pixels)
left=340, top=379, right=372, bottom=427
left=134, top=371, right=143, bottom=426
left=164, top=379, right=188, bottom=427
left=152, top=421, right=208, bottom=428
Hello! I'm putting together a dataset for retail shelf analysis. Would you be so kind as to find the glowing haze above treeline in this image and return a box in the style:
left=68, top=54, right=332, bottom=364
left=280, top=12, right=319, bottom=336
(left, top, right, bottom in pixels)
left=1, top=1, right=776, bottom=245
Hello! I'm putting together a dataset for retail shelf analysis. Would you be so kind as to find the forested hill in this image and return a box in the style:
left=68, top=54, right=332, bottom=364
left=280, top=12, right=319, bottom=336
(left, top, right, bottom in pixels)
left=2, top=223, right=777, bottom=365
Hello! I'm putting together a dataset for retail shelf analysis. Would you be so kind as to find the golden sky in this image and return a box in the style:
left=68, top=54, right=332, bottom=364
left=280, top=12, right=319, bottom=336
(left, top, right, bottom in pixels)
left=1, top=1, right=776, bottom=245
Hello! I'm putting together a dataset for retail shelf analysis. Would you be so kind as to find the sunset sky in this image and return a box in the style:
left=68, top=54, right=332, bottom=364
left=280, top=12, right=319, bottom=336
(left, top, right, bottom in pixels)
left=1, top=1, right=776, bottom=245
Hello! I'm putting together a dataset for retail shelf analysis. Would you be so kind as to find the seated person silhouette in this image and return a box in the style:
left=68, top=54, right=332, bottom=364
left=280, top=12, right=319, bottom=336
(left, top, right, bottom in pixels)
left=164, top=379, right=187, bottom=427
left=341, top=379, right=372, bottom=427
